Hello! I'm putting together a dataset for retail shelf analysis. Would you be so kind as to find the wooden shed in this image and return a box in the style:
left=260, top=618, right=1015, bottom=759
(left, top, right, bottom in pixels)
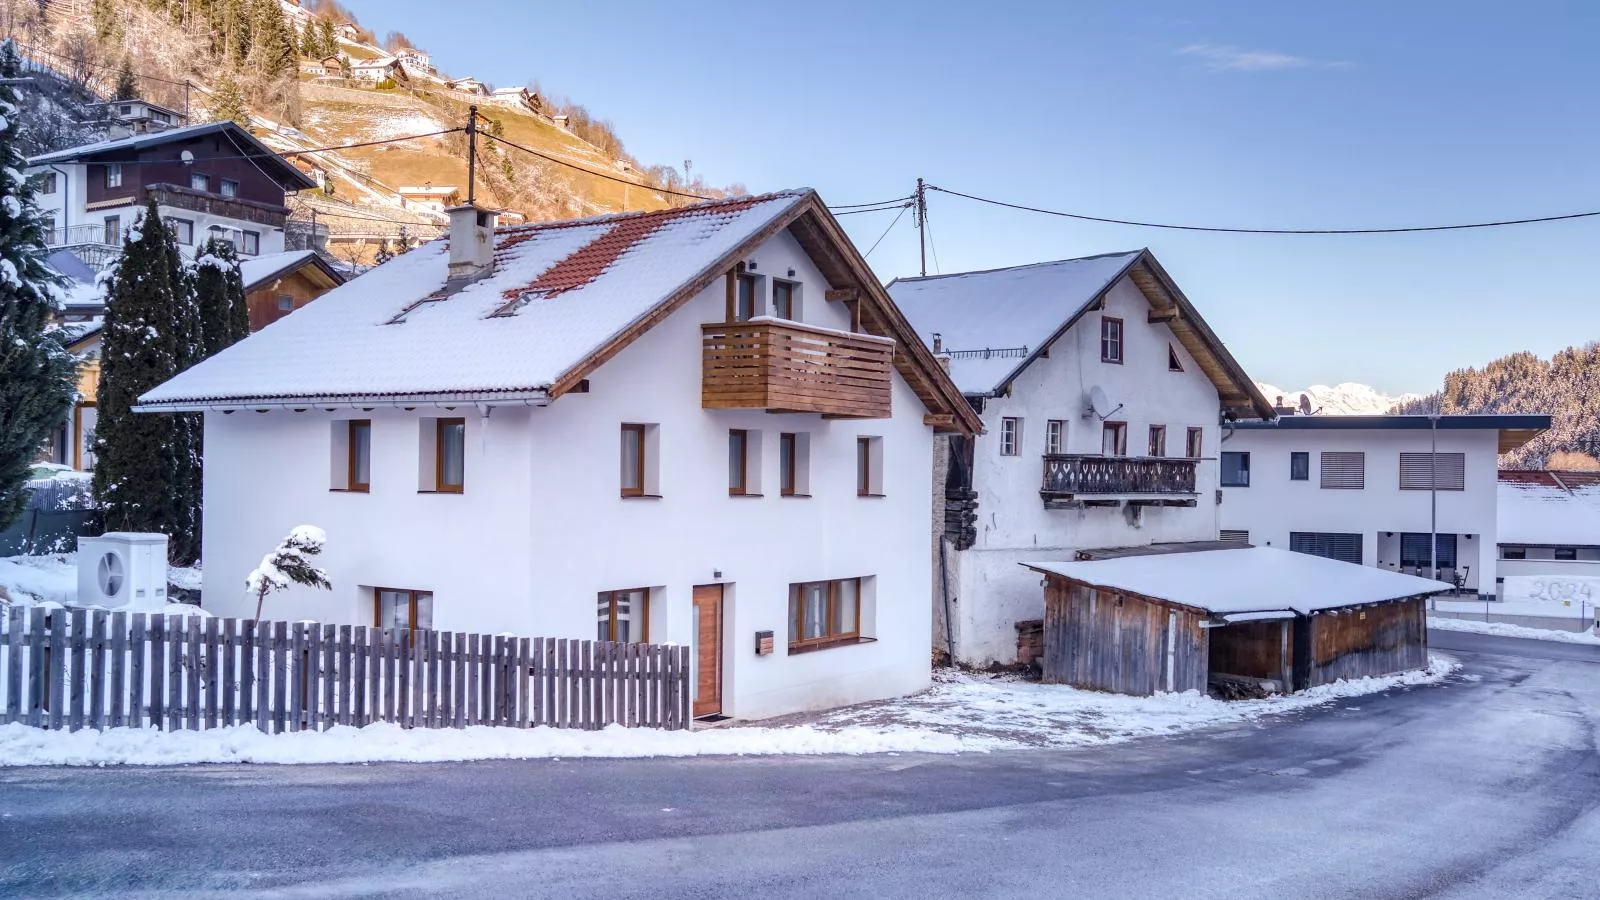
left=1024, top=546, right=1446, bottom=697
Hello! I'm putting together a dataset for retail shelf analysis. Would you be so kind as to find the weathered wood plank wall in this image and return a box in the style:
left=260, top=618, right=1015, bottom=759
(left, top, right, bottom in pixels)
left=1041, top=576, right=1208, bottom=696
left=1306, top=598, right=1428, bottom=688
left=0, top=609, right=692, bottom=733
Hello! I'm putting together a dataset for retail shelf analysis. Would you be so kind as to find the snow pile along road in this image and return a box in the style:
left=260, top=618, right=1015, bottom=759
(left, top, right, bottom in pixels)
left=1429, top=615, right=1600, bottom=646
left=0, top=656, right=1459, bottom=767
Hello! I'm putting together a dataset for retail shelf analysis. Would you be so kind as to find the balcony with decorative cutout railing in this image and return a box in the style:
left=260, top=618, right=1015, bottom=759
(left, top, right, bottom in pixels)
left=1040, top=454, right=1199, bottom=506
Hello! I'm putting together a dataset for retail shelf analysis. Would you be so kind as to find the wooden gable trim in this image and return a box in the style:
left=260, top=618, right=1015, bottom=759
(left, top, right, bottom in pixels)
left=988, top=254, right=1144, bottom=399
left=546, top=198, right=814, bottom=399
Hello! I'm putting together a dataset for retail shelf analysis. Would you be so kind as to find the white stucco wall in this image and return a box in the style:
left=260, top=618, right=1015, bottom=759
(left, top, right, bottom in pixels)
left=1220, top=427, right=1500, bottom=595
left=952, top=276, right=1224, bottom=665
left=197, top=228, right=933, bottom=720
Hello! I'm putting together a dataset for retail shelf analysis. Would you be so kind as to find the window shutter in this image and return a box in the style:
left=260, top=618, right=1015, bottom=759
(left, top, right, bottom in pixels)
left=1220, top=529, right=1249, bottom=544
left=1319, top=452, right=1365, bottom=489
left=1290, top=531, right=1363, bottom=564
left=1399, top=452, right=1465, bottom=491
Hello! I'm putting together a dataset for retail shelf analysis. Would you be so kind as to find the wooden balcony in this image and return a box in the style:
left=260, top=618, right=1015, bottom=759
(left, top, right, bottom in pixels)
left=1041, top=454, right=1198, bottom=508
left=702, top=319, right=894, bottom=418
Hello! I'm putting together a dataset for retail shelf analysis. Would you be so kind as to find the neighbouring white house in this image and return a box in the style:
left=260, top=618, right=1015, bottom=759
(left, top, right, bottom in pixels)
left=397, top=185, right=461, bottom=214
left=394, top=47, right=434, bottom=74
left=134, top=190, right=982, bottom=721
left=446, top=77, right=490, bottom=96
left=1496, top=470, right=1600, bottom=599
left=888, top=250, right=1274, bottom=666
left=490, top=86, right=543, bottom=116
left=1220, top=414, right=1550, bottom=599
left=349, top=57, right=407, bottom=84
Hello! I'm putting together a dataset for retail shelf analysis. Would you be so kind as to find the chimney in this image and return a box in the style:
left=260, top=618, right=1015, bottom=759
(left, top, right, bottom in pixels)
left=446, top=204, right=497, bottom=286
left=932, top=332, right=943, bottom=354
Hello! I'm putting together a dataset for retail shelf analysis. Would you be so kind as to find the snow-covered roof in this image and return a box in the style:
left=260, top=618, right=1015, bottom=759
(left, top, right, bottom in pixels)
left=1025, top=547, right=1449, bottom=616
left=139, top=192, right=815, bottom=406
left=28, top=122, right=316, bottom=190
left=1497, top=473, right=1600, bottom=546
left=238, top=249, right=342, bottom=292
left=888, top=252, right=1140, bottom=395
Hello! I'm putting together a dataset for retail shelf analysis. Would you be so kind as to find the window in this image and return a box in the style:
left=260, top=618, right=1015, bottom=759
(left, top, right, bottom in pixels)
left=621, top=423, right=647, bottom=497
left=788, top=578, right=861, bottom=650
left=347, top=420, right=371, bottom=492
left=165, top=217, right=194, bottom=245
left=152, top=111, right=172, bottom=125
left=1502, top=547, right=1527, bottom=560
left=730, top=272, right=758, bottom=322
left=104, top=163, right=122, bottom=189
left=1100, top=316, right=1123, bottom=364
left=1186, top=427, right=1203, bottom=459
left=1148, top=425, right=1166, bottom=457
left=728, top=429, right=751, bottom=496
left=1168, top=343, right=1183, bottom=372
left=596, top=588, right=649, bottom=643
left=190, top=172, right=210, bottom=192
left=1101, top=421, right=1127, bottom=456
left=241, top=230, right=260, bottom=255
left=1290, top=532, right=1363, bottom=565
left=856, top=436, right=884, bottom=496
left=1221, top=451, right=1250, bottom=487
left=220, top=178, right=239, bottom=198
left=435, top=417, right=465, bottom=493
left=276, top=295, right=293, bottom=312
left=779, top=432, right=810, bottom=496
left=1290, top=451, right=1310, bottom=481
left=771, top=280, right=797, bottom=320
left=1000, top=417, right=1021, bottom=456
left=1045, top=420, right=1066, bottom=455
left=1220, top=529, right=1249, bottom=544
left=1320, top=451, right=1365, bottom=489
left=1400, top=533, right=1457, bottom=571
left=1556, top=547, right=1578, bottom=561
left=375, top=588, right=433, bottom=630
left=1399, top=452, right=1466, bottom=491
left=103, top=215, right=121, bottom=245
left=31, top=172, right=57, bottom=194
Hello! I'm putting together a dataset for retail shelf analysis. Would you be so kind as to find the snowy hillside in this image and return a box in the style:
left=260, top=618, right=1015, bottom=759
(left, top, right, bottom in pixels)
left=1256, top=382, right=1423, bottom=416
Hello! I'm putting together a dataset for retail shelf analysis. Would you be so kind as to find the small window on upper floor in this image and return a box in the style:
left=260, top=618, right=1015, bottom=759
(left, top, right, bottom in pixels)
left=165, top=217, right=194, bottom=245
left=30, top=172, right=57, bottom=194
left=1100, top=316, right=1123, bottom=364
left=727, top=428, right=763, bottom=496
left=105, top=163, right=122, bottom=189
left=1168, top=344, right=1184, bottom=372
left=729, top=272, right=758, bottom=322
left=621, top=423, right=661, bottom=498
left=221, top=178, right=239, bottom=198
left=1000, top=417, right=1021, bottom=456
left=435, top=418, right=465, bottom=493
left=1289, top=451, right=1310, bottom=481
left=1320, top=451, right=1365, bottom=490
left=1045, top=420, right=1066, bottom=455
left=1148, top=425, right=1166, bottom=457
left=857, top=436, right=884, bottom=496
left=190, top=172, right=210, bottom=192
left=330, top=418, right=371, bottom=492
left=1186, top=427, right=1203, bottom=459
left=771, top=280, right=799, bottom=320
left=241, top=230, right=260, bottom=255
left=1221, top=451, right=1250, bottom=487
left=1101, top=421, right=1127, bottom=456
left=780, top=432, right=811, bottom=497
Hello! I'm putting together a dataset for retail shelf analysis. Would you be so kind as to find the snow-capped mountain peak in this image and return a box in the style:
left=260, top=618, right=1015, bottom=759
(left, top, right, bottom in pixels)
left=1255, top=383, right=1423, bottom=416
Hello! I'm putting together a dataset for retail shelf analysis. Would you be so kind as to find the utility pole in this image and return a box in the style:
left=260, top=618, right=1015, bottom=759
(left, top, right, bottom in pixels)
left=466, top=105, right=478, bottom=205
left=1430, top=408, right=1439, bottom=582
left=915, top=177, right=928, bottom=277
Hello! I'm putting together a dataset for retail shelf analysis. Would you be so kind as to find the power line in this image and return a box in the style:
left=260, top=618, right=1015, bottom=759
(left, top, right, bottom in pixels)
left=159, top=129, right=465, bottom=165
left=829, top=195, right=914, bottom=210
left=925, top=207, right=941, bottom=275
left=928, top=185, right=1600, bottom=235
left=833, top=203, right=914, bottom=216
left=863, top=203, right=912, bottom=257
left=484, top=132, right=715, bottom=201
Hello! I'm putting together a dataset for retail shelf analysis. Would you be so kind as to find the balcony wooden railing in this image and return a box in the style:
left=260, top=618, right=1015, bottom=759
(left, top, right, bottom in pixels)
left=702, top=319, right=894, bottom=418
left=145, top=184, right=291, bottom=227
left=1041, top=454, right=1198, bottom=498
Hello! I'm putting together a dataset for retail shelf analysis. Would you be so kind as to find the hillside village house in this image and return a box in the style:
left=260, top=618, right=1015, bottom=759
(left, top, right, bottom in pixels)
left=490, top=87, right=543, bottom=116
left=397, top=185, right=461, bottom=214
left=349, top=58, right=408, bottom=84
left=889, top=251, right=1273, bottom=666
left=135, top=190, right=981, bottom=720
left=446, top=77, right=491, bottom=96
left=1220, top=414, right=1550, bottom=599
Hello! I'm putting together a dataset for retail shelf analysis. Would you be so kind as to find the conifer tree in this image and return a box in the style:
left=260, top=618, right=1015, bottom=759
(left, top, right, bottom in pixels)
left=91, top=0, right=121, bottom=44
left=93, top=200, right=185, bottom=544
left=165, top=221, right=205, bottom=565
left=209, top=73, right=248, bottom=124
left=193, top=237, right=248, bottom=358
left=0, top=41, right=77, bottom=530
left=113, top=56, right=138, bottom=101
left=316, top=19, right=339, bottom=58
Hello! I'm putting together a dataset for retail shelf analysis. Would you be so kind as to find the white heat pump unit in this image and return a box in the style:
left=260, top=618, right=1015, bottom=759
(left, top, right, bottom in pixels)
left=77, top=532, right=169, bottom=610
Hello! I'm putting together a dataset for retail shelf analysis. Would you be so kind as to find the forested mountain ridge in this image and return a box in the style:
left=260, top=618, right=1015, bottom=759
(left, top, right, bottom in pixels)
left=1392, top=344, right=1600, bottom=469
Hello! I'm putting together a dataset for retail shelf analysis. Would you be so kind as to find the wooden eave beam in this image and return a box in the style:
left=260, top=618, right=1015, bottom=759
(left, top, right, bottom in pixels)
left=1147, top=309, right=1180, bottom=323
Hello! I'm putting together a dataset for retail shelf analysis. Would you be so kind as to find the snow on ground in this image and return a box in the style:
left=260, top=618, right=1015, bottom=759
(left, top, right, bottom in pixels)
left=0, top=657, right=1459, bottom=767
left=1433, top=597, right=1595, bottom=619
left=1429, top=615, right=1600, bottom=646
left=0, top=552, right=203, bottom=609
left=362, top=110, right=448, bottom=142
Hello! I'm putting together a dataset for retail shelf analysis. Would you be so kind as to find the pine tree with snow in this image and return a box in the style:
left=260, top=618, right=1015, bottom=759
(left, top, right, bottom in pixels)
left=193, top=237, right=249, bottom=359
left=246, top=525, right=330, bottom=620
left=209, top=73, right=248, bottom=125
left=92, top=200, right=188, bottom=548
left=113, top=56, right=138, bottom=102
left=0, top=41, right=77, bottom=530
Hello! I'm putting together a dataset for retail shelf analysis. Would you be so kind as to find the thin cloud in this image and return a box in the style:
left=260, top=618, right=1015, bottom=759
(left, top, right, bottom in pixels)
left=1177, top=43, right=1351, bottom=72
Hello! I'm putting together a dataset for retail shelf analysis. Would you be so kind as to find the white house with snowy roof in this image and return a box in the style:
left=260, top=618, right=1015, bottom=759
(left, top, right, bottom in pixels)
left=888, top=250, right=1273, bottom=666
left=1495, top=470, right=1600, bottom=601
left=136, top=191, right=981, bottom=720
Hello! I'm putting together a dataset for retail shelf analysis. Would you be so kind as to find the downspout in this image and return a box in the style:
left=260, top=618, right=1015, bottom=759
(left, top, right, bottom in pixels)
left=939, top=537, right=955, bottom=663
left=1430, top=410, right=1439, bottom=581
left=47, top=164, right=71, bottom=243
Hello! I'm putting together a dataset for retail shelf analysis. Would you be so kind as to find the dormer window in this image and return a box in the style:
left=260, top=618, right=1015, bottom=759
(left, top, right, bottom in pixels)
left=1100, top=317, right=1123, bottom=364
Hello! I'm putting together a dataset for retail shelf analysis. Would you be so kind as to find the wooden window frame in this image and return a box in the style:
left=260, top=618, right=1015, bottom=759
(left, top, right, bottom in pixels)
left=1000, top=417, right=1021, bottom=456
left=190, top=171, right=210, bottom=192
left=780, top=432, right=799, bottom=496
left=1101, top=421, right=1127, bottom=456
left=434, top=417, right=465, bottom=494
left=104, top=163, right=122, bottom=189
left=788, top=577, right=863, bottom=652
left=241, top=230, right=260, bottom=255
left=373, top=587, right=432, bottom=630
left=165, top=216, right=194, bottom=245
left=727, top=272, right=759, bottom=322
left=597, top=588, right=650, bottom=643
left=620, top=423, right=646, bottom=497
left=857, top=436, right=872, bottom=496
left=221, top=178, right=239, bottom=198
left=1186, top=427, right=1203, bottom=459
left=347, top=419, right=371, bottom=492
left=771, top=279, right=797, bottom=320
left=728, top=428, right=750, bottom=496
left=1148, top=425, right=1166, bottom=458
left=103, top=215, right=121, bottom=245
left=1168, top=343, right=1184, bottom=372
left=1100, top=316, right=1124, bottom=364
left=1045, top=419, right=1066, bottom=455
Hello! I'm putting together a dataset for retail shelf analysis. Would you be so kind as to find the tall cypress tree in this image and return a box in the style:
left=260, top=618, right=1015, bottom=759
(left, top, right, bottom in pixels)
left=0, top=41, right=77, bottom=530
left=167, top=221, right=205, bottom=565
left=194, top=237, right=248, bottom=357
left=92, top=200, right=185, bottom=546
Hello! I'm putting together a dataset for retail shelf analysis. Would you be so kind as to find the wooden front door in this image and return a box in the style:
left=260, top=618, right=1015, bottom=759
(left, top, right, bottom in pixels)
left=692, top=584, right=724, bottom=718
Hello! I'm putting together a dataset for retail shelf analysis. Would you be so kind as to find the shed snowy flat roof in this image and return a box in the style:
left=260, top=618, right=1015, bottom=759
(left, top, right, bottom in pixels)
left=1497, top=475, right=1600, bottom=546
left=1233, top=414, right=1551, bottom=454
left=1024, top=546, right=1449, bottom=616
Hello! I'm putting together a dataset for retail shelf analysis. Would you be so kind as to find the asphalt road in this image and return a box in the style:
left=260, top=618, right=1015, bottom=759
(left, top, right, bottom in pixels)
left=3, top=631, right=1599, bottom=899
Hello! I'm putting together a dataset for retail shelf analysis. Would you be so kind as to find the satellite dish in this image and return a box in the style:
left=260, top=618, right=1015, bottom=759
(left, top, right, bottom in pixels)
left=1299, top=393, right=1314, bottom=416
left=180, top=149, right=195, bottom=165
left=1085, top=385, right=1124, bottom=421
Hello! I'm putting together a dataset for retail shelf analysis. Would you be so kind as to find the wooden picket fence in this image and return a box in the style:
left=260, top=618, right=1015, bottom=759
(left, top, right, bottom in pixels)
left=0, top=607, right=692, bottom=733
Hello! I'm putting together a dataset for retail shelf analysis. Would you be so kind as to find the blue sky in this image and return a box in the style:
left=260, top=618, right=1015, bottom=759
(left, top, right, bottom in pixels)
left=347, top=0, right=1599, bottom=395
